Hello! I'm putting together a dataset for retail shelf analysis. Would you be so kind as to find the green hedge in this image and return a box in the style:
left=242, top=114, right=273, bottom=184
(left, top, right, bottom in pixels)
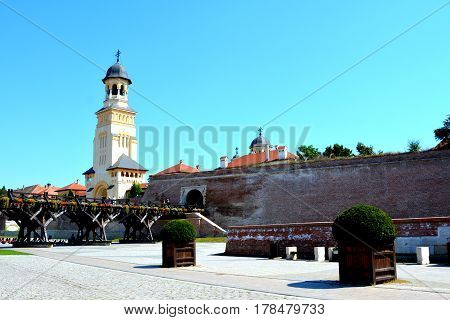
left=332, top=204, right=397, bottom=246
left=160, top=220, right=197, bottom=243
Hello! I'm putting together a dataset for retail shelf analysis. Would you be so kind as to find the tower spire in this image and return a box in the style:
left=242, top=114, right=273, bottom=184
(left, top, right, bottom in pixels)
left=233, top=146, right=239, bottom=159
left=115, top=49, right=121, bottom=63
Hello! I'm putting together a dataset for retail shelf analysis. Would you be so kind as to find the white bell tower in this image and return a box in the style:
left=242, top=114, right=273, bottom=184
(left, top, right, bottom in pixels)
left=83, top=51, right=147, bottom=199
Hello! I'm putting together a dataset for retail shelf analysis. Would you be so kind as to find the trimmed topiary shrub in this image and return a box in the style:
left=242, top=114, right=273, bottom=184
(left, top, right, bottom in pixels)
left=332, top=204, right=397, bottom=246
left=160, top=220, right=197, bottom=243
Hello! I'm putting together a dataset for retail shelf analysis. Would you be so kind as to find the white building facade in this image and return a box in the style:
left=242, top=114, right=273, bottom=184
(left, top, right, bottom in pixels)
left=83, top=53, right=147, bottom=199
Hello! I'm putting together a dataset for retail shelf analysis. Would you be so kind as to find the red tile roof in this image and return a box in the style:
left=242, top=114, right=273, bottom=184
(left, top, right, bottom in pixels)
left=227, top=149, right=297, bottom=168
left=155, top=161, right=200, bottom=176
left=41, top=185, right=60, bottom=196
left=14, top=184, right=41, bottom=194
left=14, top=184, right=60, bottom=196
left=55, top=183, right=86, bottom=196
left=140, top=183, right=148, bottom=189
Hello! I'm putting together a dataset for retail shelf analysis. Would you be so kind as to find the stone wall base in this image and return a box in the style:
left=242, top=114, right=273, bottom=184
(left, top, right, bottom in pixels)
left=225, top=217, right=450, bottom=261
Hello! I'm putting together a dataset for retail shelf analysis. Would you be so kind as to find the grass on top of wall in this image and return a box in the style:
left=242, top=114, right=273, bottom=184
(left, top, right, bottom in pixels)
left=196, top=237, right=227, bottom=243
left=0, top=250, right=32, bottom=256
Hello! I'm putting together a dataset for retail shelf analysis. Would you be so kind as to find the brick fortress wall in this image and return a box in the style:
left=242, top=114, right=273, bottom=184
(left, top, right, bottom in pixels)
left=225, top=216, right=450, bottom=259
left=142, top=150, right=450, bottom=228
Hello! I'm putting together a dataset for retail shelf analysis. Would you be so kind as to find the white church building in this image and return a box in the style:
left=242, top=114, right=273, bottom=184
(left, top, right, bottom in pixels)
left=83, top=51, right=147, bottom=199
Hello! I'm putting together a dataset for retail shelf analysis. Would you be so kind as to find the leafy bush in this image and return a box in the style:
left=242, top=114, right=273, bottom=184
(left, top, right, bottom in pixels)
left=297, top=145, right=321, bottom=161
left=407, top=140, right=421, bottom=152
left=323, top=144, right=353, bottom=158
left=160, top=220, right=197, bottom=243
left=332, top=204, right=397, bottom=246
left=356, top=142, right=375, bottom=156
left=434, top=114, right=449, bottom=144
left=128, top=183, right=144, bottom=198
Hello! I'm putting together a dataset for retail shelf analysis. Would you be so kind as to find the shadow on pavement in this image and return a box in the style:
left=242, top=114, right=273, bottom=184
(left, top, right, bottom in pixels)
left=287, top=280, right=348, bottom=290
left=424, top=264, right=450, bottom=268
left=133, top=265, right=162, bottom=269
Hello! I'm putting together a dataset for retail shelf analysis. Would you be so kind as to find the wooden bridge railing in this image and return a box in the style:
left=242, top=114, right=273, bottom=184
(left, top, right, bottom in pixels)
left=0, top=189, right=204, bottom=244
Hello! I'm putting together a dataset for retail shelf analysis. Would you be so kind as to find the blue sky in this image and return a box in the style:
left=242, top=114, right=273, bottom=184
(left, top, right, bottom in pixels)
left=0, top=0, right=449, bottom=189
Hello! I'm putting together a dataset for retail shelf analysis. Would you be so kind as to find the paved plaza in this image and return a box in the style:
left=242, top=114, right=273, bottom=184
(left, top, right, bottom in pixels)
left=1, top=243, right=449, bottom=300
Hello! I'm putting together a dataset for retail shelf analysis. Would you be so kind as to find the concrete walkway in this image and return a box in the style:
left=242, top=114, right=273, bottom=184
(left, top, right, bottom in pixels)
left=4, top=243, right=450, bottom=300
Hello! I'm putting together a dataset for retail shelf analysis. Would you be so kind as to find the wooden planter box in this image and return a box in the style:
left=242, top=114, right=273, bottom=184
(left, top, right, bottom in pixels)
left=338, top=243, right=396, bottom=285
left=447, top=242, right=450, bottom=265
left=162, top=241, right=196, bottom=268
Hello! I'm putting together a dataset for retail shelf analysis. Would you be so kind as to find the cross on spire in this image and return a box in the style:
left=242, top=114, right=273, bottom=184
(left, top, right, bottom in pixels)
left=115, top=49, right=121, bottom=63
left=258, top=127, right=263, bottom=136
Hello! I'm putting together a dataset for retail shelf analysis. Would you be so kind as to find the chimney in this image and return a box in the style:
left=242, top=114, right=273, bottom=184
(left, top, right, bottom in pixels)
left=76, top=179, right=79, bottom=184
left=220, top=156, right=228, bottom=169
left=265, top=144, right=270, bottom=162
left=179, top=160, right=183, bottom=164
left=277, top=146, right=287, bottom=160
left=195, top=164, right=200, bottom=171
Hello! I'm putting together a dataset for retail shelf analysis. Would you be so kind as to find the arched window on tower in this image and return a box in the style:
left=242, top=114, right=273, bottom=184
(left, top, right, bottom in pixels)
left=120, top=86, right=125, bottom=96
left=112, top=84, right=118, bottom=95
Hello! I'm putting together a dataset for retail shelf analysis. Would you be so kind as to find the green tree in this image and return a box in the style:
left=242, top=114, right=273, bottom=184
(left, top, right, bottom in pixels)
left=356, top=142, right=375, bottom=156
left=128, top=183, right=143, bottom=198
left=323, top=144, right=353, bottom=158
left=0, top=186, right=6, bottom=196
left=407, top=140, right=421, bottom=152
left=297, top=145, right=321, bottom=161
left=434, top=115, right=449, bottom=145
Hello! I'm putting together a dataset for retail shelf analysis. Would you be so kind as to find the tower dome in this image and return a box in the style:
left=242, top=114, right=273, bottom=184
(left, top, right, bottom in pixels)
left=102, top=63, right=131, bottom=84
left=102, top=50, right=132, bottom=84
left=249, top=127, right=270, bottom=153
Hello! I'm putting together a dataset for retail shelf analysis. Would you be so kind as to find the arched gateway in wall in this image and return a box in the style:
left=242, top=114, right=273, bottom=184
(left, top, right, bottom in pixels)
left=93, top=183, right=108, bottom=199
left=180, top=185, right=206, bottom=208
left=185, top=189, right=204, bottom=208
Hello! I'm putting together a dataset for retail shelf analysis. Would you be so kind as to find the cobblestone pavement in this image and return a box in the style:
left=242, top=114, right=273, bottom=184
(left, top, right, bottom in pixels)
left=1, top=243, right=449, bottom=300
left=0, top=255, right=291, bottom=300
